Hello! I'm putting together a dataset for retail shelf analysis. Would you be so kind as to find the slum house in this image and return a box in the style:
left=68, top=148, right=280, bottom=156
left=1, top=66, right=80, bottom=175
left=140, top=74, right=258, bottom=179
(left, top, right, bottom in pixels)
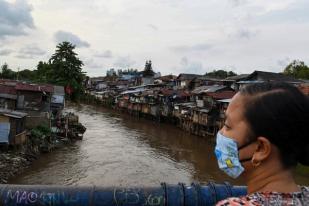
left=95, top=81, right=108, bottom=91
left=0, top=84, right=17, bottom=110
left=158, top=89, right=191, bottom=121
left=119, top=72, right=142, bottom=87
left=16, top=83, right=54, bottom=129
left=225, top=74, right=249, bottom=90
left=154, top=75, right=177, bottom=88
left=215, top=98, right=232, bottom=130
left=192, top=85, right=235, bottom=108
left=89, top=77, right=106, bottom=91
left=117, top=87, right=147, bottom=111
left=174, top=73, right=203, bottom=90
left=203, top=90, right=236, bottom=135
left=173, top=102, right=196, bottom=133
left=129, top=93, right=143, bottom=116
left=142, top=90, right=161, bottom=120
left=51, top=85, right=65, bottom=114
left=99, top=90, right=119, bottom=107
left=127, top=90, right=154, bottom=118
left=157, top=89, right=175, bottom=119
left=114, top=80, right=130, bottom=91
left=234, top=70, right=304, bottom=90
left=141, top=72, right=155, bottom=85
left=0, top=109, right=27, bottom=146
left=125, top=88, right=162, bottom=120
left=189, top=76, right=228, bottom=90
left=190, top=85, right=236, bottom=136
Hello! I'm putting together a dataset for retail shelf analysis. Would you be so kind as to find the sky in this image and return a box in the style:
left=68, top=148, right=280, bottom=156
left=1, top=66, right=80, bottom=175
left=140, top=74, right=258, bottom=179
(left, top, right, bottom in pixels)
left=0, top=0, right=309, bottom=77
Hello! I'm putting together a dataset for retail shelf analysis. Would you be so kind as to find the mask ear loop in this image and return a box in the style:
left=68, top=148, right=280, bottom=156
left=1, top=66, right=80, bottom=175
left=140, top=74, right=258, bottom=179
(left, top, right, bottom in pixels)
left=238, top=139, right=257, bottom=163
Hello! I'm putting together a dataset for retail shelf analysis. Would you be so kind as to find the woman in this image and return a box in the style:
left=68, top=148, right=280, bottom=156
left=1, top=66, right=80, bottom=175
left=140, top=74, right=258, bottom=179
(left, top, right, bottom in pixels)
left=215, top=82, right=309, bottom=205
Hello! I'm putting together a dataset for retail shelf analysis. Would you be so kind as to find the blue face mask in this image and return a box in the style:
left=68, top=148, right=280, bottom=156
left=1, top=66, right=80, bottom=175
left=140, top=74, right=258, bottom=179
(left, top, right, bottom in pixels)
left=214, top=132, right=254, bottom=179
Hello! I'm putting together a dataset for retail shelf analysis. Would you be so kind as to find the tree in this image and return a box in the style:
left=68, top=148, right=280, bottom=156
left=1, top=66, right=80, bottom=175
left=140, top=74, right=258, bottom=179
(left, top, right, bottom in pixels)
left=143, top=60, right=155, bottom=77
left=0, top=63, right=16, bottom=79
left=283, top=60, right=309, bottom=79
left=35, top=61, right=53, bottom=82
left=206, top=70, right=237, bottom=79
left=49, top=41, right=86, bottom=100
left=18, top=69, right=36, bottom=81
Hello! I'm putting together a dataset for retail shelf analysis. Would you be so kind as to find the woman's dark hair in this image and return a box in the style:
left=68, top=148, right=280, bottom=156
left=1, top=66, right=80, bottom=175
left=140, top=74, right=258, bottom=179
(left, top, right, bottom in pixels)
left=239, top=82, right=309, bottom=168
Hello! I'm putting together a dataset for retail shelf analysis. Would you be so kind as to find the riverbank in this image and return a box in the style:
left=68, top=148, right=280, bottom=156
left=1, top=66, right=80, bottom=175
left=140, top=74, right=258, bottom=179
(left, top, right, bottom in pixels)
left=0, top=151, right=33, bottom=184
left=0, top=111, right=86, bottom=184
left=0, top=136, right=72, bottom=184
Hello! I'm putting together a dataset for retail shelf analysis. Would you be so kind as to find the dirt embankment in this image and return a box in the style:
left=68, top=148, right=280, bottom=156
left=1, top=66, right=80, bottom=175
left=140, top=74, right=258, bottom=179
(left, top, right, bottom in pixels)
left=0, top=148, right=38, bottom=184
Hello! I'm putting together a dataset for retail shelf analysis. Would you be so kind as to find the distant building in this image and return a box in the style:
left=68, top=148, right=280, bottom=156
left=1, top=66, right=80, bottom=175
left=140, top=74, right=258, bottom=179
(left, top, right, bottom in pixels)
left=106, top=68, right=117, bottom=76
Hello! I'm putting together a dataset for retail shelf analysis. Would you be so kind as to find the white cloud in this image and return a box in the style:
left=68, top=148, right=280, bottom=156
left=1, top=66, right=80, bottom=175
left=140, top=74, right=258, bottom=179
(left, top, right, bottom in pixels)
left=94, top=50, right=113, bottom=58
left=113, top=56, right=136, bottom=68
left=171, top=43, right=213, bottom=53
left=0, top=49, right=14, bottom=56
left=84, top=58, right=104, bottom=69
left=0, top=0, right=34, bottom=39
left=54, top=31, right=90, bottom=48
left=16, top=45, right=46, bottom=59
left=277, top=57, right=291, bottom=67
left=147, top=24, right=158, bottom=31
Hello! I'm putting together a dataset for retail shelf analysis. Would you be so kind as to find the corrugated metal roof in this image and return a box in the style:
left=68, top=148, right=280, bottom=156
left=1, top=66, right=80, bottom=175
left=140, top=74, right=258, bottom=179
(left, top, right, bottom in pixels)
left=205, top=85, right=227, bottom=93
left=0, top=84, right=16, bottom=95
left=244, top=71, right=304, bottom=83
left=0, top=79, right=18, bottom=86
left=16, top=83, right=54, bottom=93
left=192, top=85, right=213, bottom=94
left=121, top=88, right=147, bottom=95
left=0, top=109, right=27, bottom=118
left=206, top=91, right=236, bottom=100
left=177, top=73, right=203, bottom=80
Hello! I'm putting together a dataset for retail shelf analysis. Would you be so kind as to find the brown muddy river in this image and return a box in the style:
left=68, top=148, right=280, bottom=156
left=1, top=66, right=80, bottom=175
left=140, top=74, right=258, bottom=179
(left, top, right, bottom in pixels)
left=9, top=105, right=309, bottom=186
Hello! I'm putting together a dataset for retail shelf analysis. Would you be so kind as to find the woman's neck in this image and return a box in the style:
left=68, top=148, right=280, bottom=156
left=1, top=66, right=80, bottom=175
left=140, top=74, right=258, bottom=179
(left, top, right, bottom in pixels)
left=245, top=166, right=300, bottom=194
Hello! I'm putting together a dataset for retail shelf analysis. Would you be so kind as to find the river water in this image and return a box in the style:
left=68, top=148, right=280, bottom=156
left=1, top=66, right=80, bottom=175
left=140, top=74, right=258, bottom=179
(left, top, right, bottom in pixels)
left=9, top=105, right=309, bottom=186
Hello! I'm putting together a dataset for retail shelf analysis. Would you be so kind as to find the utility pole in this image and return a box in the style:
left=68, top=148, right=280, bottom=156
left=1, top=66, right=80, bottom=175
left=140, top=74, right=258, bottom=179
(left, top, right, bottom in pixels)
left=17, top=67, right=20, bottom=81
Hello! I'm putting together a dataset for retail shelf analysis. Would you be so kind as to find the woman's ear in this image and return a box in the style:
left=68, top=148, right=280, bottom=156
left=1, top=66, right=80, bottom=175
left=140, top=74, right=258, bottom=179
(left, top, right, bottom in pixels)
left=252, top=137, right=272, bottom=164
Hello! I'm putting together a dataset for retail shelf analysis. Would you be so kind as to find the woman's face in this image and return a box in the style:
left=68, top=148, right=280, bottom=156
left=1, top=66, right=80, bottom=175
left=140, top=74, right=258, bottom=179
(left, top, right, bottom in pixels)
left=220, top=92, right=256, bottom=165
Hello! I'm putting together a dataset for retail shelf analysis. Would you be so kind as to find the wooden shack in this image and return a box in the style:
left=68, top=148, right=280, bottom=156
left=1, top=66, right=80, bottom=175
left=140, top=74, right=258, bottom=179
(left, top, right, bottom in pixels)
left=0, top=109, right=27, bottom=145
left=16, top=83, right=54, bottom=112
left=0, top=84, right=17, bottom=110
left=193, top=108, right=210, bottom=126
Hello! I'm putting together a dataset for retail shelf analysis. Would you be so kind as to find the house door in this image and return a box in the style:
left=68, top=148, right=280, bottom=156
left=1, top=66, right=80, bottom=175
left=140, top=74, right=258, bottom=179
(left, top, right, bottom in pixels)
left=0, top=123, right=10, bottom=144
left=17, top=95, right=24, bottom=109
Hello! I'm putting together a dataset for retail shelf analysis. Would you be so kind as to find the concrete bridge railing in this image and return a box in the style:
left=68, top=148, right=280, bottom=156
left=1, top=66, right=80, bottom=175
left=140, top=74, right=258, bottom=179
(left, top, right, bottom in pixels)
left=0, top=182, right=247, bottom=206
